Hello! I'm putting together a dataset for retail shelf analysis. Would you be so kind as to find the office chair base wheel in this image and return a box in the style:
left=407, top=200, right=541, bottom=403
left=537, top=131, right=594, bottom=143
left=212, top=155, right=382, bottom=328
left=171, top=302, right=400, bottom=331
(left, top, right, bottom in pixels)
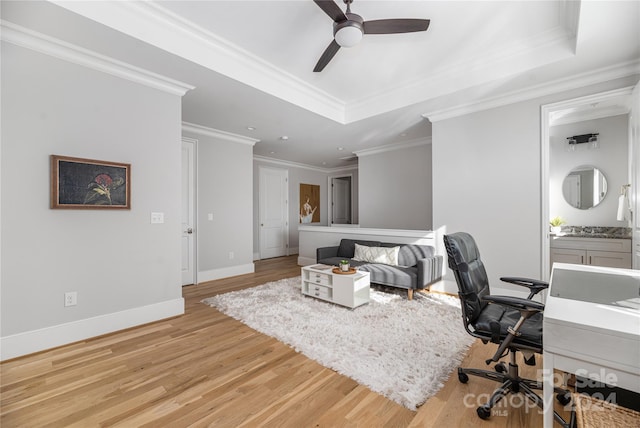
left=458, top=371, right=469, bottom=383
left=556, top=392, right=571, bottom=406
left=477, top=405, right=491, bottom=420
left=495, top=362, right=507, bottom=373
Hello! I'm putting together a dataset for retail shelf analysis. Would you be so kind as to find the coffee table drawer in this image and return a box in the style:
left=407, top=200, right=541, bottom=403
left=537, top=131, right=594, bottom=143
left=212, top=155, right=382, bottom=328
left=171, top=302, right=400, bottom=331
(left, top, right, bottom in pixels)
left=308, top=284, right=331, bottom=299
left=301, top=265, right=370, bottom=309
left=308, top=272, right=331, bottom=286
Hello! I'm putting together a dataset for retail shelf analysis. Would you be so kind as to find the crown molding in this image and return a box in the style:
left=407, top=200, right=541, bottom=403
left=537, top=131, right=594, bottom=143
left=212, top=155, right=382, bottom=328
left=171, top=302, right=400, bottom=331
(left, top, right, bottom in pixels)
left=0, top=20, right=194, bottom=96
left=353, top=138, right=432, bottom=158
left=50, top=0, right=346, bottom=124
left=424, top=60, right=640, bottom=122
left=253, top=155, right=357, bottom=174
left=49, top=0, right=584, bottom=126
left=345, top=1, right=580, bottom=122
left=182, top=122, right=259, bottom=146
left=349, top=26, right=577, bottom=122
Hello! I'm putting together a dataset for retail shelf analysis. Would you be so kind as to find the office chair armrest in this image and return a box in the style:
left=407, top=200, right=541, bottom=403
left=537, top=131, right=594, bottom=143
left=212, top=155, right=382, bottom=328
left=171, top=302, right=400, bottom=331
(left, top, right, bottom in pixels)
left=482, top=295, right=545, bottom=313
left=500, top=276, right=548, bottom=298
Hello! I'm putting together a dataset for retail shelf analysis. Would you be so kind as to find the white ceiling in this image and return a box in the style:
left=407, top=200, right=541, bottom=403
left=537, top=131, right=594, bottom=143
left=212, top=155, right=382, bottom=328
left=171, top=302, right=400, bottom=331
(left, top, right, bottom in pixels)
left=3, top=1, right=639, bottom=168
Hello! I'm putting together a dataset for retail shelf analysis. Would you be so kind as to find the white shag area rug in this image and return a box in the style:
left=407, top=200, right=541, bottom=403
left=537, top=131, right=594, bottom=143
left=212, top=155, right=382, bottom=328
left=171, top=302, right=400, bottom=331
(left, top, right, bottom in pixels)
left=202, top=276, right=474, bottom=410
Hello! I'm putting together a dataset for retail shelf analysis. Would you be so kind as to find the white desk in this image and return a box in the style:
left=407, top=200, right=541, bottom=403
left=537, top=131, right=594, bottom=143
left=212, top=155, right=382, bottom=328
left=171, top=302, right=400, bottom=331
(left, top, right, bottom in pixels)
left=543, top=263, right=640, bottom=427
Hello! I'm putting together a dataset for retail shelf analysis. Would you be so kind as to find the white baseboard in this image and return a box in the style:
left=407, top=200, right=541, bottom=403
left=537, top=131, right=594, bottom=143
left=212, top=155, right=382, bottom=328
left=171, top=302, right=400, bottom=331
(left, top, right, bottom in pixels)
left=253, top=250, right=299, bottom=261
left=198, top=263, right=255, bottom=283
left=0, top=298, right=184, bottom=361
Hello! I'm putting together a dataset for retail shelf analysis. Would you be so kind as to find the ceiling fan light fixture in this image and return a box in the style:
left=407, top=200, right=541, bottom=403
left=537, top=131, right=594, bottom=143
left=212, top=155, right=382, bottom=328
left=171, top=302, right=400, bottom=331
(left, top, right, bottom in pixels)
left=334, top=23, right=363, bottom=47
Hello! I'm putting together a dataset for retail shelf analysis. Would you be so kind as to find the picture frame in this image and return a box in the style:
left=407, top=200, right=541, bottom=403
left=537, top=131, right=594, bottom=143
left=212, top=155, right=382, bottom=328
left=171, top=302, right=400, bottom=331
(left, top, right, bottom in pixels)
left=50, top=155, right=131, bottom=209
left=299, top=183, right=320, bottom=223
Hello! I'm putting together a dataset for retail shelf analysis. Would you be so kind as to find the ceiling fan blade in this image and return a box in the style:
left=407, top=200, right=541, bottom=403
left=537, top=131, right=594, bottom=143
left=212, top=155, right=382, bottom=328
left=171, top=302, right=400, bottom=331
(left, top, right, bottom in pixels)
left=313, top=0, right=347, bottom=23
left=313, top=39, right=341, bottom=72
left=363, top=19, right=430, bottom=34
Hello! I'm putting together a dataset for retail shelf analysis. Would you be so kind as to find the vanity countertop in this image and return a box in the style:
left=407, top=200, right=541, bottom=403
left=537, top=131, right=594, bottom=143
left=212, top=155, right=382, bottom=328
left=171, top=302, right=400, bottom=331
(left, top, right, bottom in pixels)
left=551, top=226, right=631, bottom=239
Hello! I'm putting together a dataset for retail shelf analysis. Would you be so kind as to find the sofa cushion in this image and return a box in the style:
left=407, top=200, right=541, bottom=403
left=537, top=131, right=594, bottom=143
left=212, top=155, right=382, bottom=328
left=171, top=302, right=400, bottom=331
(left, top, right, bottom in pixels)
left=337, top=239, right=380, bottom=258
left=353, top=243, right=400, bottom=265
left=358, top=263, right=417, bottom=290
left=398, top=244, right=435, bottom=267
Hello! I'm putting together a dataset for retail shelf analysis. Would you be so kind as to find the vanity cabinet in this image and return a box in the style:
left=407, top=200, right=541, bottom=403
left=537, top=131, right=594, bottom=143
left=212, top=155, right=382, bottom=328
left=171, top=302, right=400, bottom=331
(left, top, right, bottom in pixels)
left=550, top=237, right=632, bottom=269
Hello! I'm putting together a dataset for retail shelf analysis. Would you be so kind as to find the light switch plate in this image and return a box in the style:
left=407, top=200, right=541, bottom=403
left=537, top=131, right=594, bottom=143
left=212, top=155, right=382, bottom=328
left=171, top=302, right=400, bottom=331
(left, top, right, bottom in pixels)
left=151, top=212, right=164, bottom=224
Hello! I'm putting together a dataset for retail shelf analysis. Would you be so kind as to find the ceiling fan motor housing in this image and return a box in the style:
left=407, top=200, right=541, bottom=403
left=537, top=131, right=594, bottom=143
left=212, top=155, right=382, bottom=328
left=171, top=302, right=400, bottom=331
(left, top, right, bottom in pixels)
left=333, top=13, right=364, bottom=47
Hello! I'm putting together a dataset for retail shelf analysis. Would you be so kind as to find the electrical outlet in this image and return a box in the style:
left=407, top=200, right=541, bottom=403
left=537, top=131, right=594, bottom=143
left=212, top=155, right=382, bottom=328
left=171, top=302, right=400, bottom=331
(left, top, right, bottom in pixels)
left=64, top=292, right=77, bottom=307
left=229, top=251, right=234, bottom=260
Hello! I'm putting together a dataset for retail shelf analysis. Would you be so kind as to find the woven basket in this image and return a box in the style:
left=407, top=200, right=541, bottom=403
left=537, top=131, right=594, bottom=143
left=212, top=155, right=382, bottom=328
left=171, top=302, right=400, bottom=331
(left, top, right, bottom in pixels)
left=574, top=393, right=640, bottom=428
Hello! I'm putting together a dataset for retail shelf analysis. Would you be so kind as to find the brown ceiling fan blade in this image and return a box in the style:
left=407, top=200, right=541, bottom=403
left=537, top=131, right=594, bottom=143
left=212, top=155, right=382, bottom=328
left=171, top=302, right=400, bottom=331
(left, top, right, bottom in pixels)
left=313, top=39, right=341, bottom=72
left=313, top=0, right=347, bottom=23
left=363, top=19, right=430, bottom=34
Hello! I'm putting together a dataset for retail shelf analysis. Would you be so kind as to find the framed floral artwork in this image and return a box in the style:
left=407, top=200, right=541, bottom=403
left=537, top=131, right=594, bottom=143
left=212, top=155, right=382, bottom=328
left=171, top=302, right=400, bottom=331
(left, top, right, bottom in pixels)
left=50, top=155, right=131, bottom=209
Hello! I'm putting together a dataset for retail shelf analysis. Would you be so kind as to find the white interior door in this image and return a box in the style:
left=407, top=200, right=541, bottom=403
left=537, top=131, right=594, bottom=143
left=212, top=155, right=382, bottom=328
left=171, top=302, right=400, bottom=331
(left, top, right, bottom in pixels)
left=332, top=176, right=351, bottom=224
left=259, top=167, right=288, bottom=259
left=181, top=138, right=196, bottom=285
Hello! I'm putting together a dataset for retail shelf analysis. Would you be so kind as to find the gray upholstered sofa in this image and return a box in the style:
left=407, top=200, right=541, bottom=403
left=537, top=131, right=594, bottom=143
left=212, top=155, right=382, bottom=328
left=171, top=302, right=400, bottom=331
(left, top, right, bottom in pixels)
left=316, top=238, right=443, bottom=300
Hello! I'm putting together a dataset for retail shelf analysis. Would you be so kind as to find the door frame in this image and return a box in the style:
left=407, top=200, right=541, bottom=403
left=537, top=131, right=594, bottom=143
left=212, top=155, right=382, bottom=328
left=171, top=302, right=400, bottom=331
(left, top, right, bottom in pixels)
left=181, top=137, right=197, bottom=286
left=540, top=86, right=635, bottom=280
left=327, top=173, right=354, bottom=225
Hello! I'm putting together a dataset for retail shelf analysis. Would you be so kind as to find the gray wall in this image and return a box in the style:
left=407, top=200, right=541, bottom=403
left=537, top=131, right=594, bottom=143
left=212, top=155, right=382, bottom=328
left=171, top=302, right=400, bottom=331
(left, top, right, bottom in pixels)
left=432, top=77, right=639, bottom=295
left=252, top=158, right=358, bottom=257
left=183, top=130, right=255, bottom=279
left=1, top=44, right=183, bottom=338
left=550, top=115, right=629, bottom=227
left=358, top=142, right=433, bottom=229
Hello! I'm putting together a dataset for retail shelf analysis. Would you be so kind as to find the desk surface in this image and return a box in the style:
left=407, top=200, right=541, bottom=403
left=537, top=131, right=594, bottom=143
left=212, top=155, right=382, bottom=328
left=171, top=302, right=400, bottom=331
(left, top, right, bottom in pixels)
left=547, top=264, right=639, bottom=333
left=543, top=263, right=640, bottom=427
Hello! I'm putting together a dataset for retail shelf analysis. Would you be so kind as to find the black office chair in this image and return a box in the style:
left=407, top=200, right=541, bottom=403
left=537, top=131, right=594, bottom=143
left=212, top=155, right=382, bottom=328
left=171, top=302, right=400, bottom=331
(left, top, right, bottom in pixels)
left=443, top=232, right=573, bottom=426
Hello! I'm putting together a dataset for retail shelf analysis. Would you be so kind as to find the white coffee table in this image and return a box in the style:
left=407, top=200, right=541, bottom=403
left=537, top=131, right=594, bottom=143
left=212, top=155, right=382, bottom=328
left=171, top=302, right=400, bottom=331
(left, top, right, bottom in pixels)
left=301, top=264, right=370, bottom=309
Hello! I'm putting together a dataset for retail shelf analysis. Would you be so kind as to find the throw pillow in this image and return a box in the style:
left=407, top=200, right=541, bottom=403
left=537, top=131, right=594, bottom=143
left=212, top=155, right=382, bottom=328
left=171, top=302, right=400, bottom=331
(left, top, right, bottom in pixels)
left=353, top=243, right=400, bottom=266
left=337, top=239, right=380, bottom=258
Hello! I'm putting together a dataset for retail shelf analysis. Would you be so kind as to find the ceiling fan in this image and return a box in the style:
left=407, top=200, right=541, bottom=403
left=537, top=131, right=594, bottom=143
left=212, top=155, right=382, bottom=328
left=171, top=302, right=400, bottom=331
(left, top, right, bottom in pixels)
left=312, top=0, right=430, bottom=72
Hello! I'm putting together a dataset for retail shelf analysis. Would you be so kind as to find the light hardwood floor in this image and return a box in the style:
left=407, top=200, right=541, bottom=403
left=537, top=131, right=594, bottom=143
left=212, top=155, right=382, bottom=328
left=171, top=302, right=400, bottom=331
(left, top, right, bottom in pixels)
left=1, top=256, right=571, bottom=427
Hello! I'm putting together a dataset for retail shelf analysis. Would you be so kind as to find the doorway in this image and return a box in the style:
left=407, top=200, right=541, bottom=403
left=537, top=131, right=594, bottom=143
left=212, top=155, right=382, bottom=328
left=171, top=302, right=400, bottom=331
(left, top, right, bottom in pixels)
left=259, top=166, right=289, bottom=259
left=181, top=137, right=197, bottom=286
left=540, top=86, right=636, bottom=279
left=331, top=176, right=352, bottom=224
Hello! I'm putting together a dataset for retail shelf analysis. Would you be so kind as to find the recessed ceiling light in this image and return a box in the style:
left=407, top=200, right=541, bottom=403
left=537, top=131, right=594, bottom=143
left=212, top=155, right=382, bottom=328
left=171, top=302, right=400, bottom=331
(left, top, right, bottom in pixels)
left=280, top=136, right=289, bottom=141
left=270, top=151, right=276, bottom=154
left=337, top=147, right=344, bottom=151
left=247, top=126, right=256, bottom=131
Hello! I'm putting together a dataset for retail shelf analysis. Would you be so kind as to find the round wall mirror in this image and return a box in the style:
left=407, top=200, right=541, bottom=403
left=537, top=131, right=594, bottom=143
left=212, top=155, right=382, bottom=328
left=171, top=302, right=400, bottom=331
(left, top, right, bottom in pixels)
left=562, top=165, right=608, bottom=209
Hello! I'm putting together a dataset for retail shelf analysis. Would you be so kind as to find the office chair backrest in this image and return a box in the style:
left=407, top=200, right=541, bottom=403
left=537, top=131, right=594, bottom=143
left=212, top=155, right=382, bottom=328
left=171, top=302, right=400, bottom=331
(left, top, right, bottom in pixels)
left=443, top=232, right=491, bottom=324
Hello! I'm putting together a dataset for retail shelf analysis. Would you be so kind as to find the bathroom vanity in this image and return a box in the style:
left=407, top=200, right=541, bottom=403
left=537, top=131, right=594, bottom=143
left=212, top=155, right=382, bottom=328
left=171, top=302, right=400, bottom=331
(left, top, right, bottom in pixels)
left=550, top=227, right=632, bottom=269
